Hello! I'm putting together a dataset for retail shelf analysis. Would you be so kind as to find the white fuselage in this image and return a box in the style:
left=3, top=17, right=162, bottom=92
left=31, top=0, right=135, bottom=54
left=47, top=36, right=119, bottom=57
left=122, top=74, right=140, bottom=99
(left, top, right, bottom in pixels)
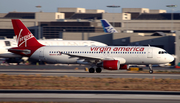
left=31, top=46, right=174, bottom=65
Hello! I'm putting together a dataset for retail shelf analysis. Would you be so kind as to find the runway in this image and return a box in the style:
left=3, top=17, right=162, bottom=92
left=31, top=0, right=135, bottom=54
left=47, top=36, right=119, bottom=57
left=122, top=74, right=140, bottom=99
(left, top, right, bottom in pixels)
left=0, top=65, right=180, bottom=102
left=1, top=90, right=180, bottom=103
left=1, top=69, right=180, bottom=79
left=0, top=65, right=180, bottom=79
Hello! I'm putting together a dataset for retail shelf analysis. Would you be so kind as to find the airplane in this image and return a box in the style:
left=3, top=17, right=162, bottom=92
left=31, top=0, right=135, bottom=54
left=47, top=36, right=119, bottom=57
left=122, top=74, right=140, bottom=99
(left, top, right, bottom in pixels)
left=0, top=34, right=107, bottom=64
left=101, top=19, right=118, bottom=33
left=8, top=19, right=174, bottom=74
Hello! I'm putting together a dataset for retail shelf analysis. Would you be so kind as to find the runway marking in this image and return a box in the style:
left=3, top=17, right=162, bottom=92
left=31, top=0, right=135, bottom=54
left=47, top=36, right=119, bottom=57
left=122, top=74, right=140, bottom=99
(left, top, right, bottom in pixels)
left=0, top=93, right=180, bottom=100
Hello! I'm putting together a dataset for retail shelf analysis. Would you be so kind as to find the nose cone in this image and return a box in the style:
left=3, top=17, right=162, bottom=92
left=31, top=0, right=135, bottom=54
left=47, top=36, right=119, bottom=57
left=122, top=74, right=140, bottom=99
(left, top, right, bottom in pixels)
left=168, top=55, right=174, bottom=62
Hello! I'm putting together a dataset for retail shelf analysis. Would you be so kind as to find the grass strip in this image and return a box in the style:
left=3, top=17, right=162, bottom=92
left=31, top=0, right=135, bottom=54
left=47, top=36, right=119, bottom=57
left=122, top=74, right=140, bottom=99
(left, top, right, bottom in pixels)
left=0, top=74, right=180, bottom=91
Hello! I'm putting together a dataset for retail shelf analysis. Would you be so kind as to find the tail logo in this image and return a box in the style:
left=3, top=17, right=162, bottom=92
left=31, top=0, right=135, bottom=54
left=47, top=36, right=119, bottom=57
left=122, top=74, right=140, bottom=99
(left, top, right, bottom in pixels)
left=105, top=25, right=117, bottom=33
left=101, top=19, right=118, bottom=33
left=16, top=29, right=34, bottom=47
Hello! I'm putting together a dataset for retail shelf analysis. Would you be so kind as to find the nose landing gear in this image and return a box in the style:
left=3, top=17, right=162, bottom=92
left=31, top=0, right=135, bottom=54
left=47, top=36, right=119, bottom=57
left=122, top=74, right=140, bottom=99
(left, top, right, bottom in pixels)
left=149, top=64, right=153, bottom=74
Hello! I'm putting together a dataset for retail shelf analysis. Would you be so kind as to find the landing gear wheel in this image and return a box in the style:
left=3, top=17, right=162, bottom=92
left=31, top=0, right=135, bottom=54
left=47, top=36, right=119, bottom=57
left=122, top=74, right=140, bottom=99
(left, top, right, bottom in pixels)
left=96, top=67, right=102, bottom=73
left=149, top=70, right=153, bottom=74
left=89, top=68, right=95, bottom=73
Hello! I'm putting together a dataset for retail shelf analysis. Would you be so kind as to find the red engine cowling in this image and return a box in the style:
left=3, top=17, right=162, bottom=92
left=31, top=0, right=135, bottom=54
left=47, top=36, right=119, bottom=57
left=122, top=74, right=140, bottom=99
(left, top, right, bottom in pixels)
left=103, top=60, right=120, bottom=70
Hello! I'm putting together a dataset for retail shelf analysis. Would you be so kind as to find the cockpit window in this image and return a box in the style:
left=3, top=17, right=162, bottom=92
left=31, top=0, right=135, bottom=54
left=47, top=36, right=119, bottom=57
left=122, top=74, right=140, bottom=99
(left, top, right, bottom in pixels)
left=158, top=51, right=167, bottom=54
left=4, top=41, right=11, bottom=46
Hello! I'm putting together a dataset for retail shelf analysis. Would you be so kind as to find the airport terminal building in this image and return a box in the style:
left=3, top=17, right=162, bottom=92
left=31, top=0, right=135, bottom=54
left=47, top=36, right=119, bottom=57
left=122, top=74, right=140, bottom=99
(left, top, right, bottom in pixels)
left=0, top=7, right=180, bottom=65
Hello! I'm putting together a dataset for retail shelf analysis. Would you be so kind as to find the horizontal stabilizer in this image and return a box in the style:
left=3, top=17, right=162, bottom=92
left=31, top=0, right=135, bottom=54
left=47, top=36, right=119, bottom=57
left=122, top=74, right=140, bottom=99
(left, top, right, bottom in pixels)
left=8, top=48, right=31, bottom=55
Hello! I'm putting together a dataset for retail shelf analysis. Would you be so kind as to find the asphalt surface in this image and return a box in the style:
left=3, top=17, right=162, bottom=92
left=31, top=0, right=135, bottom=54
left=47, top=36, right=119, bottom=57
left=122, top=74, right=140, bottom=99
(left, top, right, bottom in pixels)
left=0, top=65, right=179, bottom=79
left=1, top=90, right=180, bottom=103
left=0, top=65, right=180, bottom=102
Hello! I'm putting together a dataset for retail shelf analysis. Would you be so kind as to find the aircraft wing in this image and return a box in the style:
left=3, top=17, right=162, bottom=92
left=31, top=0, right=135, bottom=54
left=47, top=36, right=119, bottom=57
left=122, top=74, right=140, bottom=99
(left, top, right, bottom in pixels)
left=61, top=52, right=115, bottom=62
left=62, top=52, right=126, bottom=64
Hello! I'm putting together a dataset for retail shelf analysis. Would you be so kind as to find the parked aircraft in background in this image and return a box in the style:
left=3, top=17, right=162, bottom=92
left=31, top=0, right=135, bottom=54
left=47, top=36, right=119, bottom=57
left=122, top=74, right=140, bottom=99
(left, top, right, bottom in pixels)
left=101, top=19, right=118, bottom=33
left=8, top=19, right=174, bottom=73
left=0, top=38, right=107, bottom=55
left=0, top=34, right=107, bottom=64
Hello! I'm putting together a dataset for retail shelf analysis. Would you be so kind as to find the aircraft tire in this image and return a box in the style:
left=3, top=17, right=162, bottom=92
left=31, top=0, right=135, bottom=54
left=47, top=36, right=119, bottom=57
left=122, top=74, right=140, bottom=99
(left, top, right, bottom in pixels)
left=89, top=68, right=95, bottom=73
left=149, top=70, right=153, bottom=74
left=96, top=67, right=102, bottom=73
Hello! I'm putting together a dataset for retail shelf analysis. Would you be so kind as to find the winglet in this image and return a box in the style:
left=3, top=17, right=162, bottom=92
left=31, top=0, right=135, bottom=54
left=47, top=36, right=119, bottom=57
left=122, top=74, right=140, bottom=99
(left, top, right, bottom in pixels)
left=101, top=19, right=118, bottom=33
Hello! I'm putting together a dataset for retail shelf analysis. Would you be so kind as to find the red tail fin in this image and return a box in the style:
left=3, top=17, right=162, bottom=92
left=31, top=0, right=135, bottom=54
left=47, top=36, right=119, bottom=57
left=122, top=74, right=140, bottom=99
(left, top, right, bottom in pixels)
left=11, top=19, right=43, bottom=47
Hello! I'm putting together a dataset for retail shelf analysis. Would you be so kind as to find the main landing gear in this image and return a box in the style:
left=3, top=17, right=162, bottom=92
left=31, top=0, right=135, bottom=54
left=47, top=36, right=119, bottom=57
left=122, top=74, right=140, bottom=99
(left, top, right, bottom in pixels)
left=89, top=67, right=102, bottom=73
left=149, top=64, right=153, bottom=74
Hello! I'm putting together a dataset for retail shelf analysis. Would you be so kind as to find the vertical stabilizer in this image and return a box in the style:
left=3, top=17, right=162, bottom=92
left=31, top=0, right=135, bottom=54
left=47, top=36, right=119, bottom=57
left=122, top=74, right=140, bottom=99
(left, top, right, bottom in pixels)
left=101, top=19, right=118, bottom=33
left=11, top=19, right=43, bottom=47
left=9, top=19, right=44, bottom=57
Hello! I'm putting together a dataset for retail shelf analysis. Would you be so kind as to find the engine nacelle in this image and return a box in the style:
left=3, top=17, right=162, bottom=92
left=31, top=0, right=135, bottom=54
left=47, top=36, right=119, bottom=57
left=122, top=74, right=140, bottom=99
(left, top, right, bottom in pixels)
left=103, top=60, right=120, bottom=70
left=120, top=64, right=129, bottom=69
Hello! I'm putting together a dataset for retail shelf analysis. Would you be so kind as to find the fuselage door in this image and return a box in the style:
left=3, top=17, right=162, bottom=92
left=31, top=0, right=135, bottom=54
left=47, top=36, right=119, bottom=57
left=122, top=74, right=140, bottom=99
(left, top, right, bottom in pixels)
left=39, top=48, right=44, bottom=61
left=147, top=48, right=153, bottom=58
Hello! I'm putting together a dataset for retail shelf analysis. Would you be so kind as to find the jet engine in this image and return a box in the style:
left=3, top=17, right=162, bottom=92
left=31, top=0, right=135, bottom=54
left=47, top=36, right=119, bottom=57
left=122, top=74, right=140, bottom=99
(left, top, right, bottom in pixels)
left=102, top=60, right=120, bottom=70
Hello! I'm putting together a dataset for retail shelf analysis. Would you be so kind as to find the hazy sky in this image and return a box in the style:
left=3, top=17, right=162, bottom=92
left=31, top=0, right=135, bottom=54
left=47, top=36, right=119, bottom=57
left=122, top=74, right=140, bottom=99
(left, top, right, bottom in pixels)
left=0, top=0, right=180, bottom=13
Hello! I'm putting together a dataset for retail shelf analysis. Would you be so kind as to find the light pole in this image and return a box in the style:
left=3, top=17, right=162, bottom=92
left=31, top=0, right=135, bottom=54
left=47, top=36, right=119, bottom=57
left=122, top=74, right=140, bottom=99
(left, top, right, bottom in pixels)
left=166, top=5, right=177, bottom=33
left=36, top=5, right=42, bottom=39
left=107, top=5, right=120, bottom=27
